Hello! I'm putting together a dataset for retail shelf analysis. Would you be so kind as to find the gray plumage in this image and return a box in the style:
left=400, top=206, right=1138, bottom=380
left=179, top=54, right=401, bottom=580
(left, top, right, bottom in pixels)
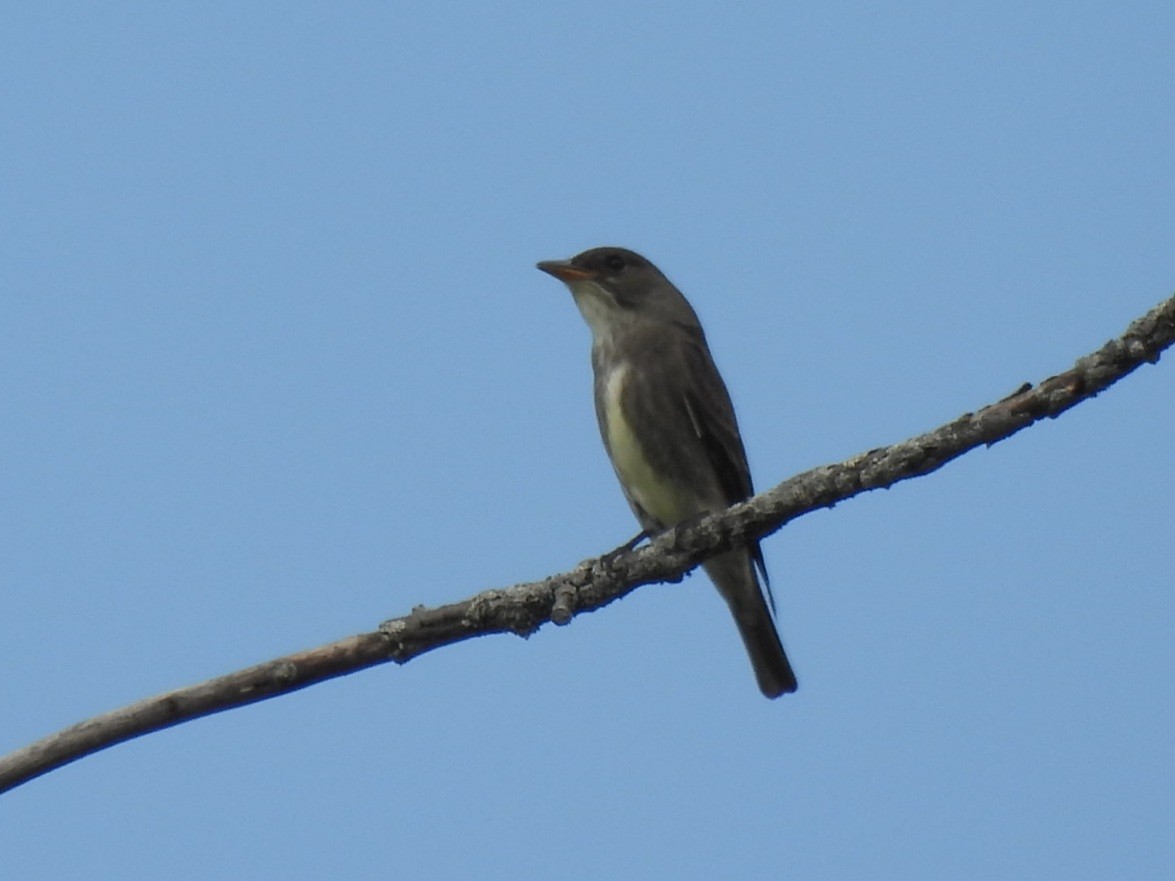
left=537, top=247, right=797, bottom=698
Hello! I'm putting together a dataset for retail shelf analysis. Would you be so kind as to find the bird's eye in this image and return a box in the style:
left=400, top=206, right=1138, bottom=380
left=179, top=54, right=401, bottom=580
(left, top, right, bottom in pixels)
left=604, top=253, right=626, bottom=272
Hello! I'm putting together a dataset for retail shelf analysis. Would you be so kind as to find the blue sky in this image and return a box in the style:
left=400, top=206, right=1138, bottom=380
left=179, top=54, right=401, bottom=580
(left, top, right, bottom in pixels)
left=3, top=4, right=1174, bottom=878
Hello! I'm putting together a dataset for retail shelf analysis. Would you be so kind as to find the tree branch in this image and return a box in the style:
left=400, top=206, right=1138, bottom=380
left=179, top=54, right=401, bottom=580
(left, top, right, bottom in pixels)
left=3, top=294, right=1173, bottom=794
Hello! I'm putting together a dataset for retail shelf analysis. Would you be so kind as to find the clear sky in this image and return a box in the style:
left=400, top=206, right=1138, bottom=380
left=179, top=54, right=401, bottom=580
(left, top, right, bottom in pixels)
left=3, top=4, right=1174, bottom=879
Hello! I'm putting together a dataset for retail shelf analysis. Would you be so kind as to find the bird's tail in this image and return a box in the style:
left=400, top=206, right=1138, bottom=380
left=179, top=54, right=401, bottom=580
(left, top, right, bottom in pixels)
left=704, top=550, right=798, bottom=698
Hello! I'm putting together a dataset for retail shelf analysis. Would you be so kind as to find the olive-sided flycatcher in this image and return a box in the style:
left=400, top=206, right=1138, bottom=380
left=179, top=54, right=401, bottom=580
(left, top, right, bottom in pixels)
left=537, top=247, right=797, bottom=698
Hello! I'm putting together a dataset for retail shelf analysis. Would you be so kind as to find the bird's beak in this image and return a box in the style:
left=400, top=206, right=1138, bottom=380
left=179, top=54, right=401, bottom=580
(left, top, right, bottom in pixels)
left=536, top=259, right=595, bottom=282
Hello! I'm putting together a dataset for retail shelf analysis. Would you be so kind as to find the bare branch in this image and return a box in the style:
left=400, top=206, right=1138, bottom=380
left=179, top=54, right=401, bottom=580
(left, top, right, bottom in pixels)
left=2, top=293, right=1172, bottom=794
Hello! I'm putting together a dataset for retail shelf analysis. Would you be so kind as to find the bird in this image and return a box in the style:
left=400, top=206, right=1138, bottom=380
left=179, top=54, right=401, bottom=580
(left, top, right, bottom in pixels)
left=536, top=247, right=797, bottom=697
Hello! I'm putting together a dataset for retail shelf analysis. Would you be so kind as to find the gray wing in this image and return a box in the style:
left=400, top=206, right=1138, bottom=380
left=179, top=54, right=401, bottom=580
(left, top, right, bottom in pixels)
left=677, top=330, right=774, bottom=603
